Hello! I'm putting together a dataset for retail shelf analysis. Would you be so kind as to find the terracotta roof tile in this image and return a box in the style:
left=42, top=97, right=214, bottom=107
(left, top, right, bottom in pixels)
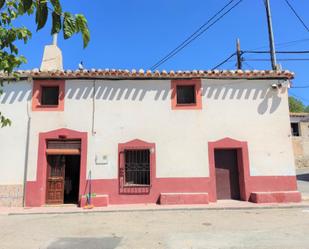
left=0, top=69, right=294, bottom=80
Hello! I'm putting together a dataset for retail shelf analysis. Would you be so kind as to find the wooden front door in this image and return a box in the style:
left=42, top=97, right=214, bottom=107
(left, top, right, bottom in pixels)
left=215, top=149, right=240, bottom=200
left=46, top=155, right=65, bottom=204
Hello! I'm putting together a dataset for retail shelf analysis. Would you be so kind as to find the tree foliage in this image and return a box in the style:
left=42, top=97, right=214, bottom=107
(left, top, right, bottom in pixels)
left=289, top=96, right=306, bottom=113
left=0, top=0, right=90, bottom=127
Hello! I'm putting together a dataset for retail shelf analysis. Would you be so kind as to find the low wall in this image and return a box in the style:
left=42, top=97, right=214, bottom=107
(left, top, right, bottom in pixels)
left=0, top=185, right=23, bottom=207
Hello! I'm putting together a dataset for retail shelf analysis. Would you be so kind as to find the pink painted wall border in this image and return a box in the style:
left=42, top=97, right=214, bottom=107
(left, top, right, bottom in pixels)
left=248, top=175, right=298, bottom=192
left=71, top=176, right=298, bottom=205
left=81, top=178, right=211, bottom=204
left=25, top=134, right=299, bottom=207
left=25, top=128, right=87, bottom=207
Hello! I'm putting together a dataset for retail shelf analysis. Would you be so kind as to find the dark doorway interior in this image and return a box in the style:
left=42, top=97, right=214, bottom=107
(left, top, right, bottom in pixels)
left=46, top=154, right=80, bottom=205
left=214, top=149, right=240, bottom=200
left=64, top=155, right=81, bottom=204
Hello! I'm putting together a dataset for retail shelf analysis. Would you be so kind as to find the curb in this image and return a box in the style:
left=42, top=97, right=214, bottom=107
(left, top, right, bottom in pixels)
left=6, top=204, right=309, bottom=216
left=302, top=195, right=309, bottom=201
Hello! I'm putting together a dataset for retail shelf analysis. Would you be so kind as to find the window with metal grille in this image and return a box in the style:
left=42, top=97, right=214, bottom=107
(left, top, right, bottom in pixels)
left=41, top=86, right=59, bottom=106
left=124, top=149, right=150, bottom=186
left=176, top=85, right=196, bottom=104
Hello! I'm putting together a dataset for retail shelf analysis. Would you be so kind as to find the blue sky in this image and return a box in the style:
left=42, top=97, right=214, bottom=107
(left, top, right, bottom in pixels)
left=14, top=0, right=309, bottom=105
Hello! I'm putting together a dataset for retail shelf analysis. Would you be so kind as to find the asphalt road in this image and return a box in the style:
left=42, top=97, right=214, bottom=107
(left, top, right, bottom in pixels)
left=0, top=207, right=309, bottom=249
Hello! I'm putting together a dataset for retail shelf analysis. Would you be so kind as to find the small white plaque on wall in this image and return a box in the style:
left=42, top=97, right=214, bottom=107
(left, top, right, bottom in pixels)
left=95, top=154, right=108, bottom=165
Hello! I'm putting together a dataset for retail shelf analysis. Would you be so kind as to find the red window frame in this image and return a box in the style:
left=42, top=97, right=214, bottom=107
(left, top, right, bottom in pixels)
left=171, top=79, right=202, bottom=110
left=118, top=139, right=156, bottom=195
left=32, top=80, right=65, bottom=111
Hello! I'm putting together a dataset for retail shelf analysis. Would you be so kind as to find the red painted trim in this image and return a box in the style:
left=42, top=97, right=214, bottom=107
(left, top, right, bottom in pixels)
left=78, top=178, right=211, bottom=205
left=248, top=175, right=298, bottom=192
left=118, top=139, right=156, bottom=193
left=25, top=128, right=87, bottom=207
left=160, top=193, right=209, bottom=205
left=171, top=79, right=202, bottom=110
left=250, top=191, right=301, bottom=203
left=80, top=195, right=109, bottom=207
left=68, top=175, right=298, bottom=205
left=32, top=80, right=65, bottom=111
left=208, top=137, right=250, bottom=202
left=25, top=134, right=300, bottom=207
left=208, top=137, right=299, bottom=203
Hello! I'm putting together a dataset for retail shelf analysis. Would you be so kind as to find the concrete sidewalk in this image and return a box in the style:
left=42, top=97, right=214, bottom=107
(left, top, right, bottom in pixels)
left=297, top=168, right=309, bottom=201
left=1, top=199, right=309, bottom=216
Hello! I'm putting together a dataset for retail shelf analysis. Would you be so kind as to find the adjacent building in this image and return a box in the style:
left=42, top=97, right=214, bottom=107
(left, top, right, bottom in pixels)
left=290, top=112, right=309, bottom=168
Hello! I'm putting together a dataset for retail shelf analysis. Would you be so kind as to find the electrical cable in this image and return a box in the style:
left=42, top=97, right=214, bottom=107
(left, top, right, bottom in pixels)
left=150, top=0, right=236, bottom=70
left=248, top=38, right=309, bottom=51
left=211, top=53, right=236, bottom=70
left=289, top=92, right=309, bottom=103
left=242, top=61, right=254, bottom=70
left=243, top=50, right=309, bottom=54
left=245, top=58, right=309, bottom=61
left=150, top=0, right=243, bottom=70
left=284, top=0, right=309, bottom=32
left=291, top=85, right=309, bottom=89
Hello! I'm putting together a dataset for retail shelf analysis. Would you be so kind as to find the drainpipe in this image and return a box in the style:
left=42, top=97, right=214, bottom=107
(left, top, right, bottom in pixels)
left=22, top=77, right=32, bottom=207
left=91, top=80, right=96, bottom=136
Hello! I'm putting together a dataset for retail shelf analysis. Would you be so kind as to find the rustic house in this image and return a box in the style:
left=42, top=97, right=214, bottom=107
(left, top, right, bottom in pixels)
left=0, top=45, right=301, bottom=207
left=290, top=112, right=309, bottom=168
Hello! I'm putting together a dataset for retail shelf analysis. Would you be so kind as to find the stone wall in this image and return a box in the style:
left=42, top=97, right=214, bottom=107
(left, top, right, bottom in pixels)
left=295, top=156, right=309, bottom=169
left=292, top=121, right=309, bottom=169
left=0, top=185, right=23, bottom=207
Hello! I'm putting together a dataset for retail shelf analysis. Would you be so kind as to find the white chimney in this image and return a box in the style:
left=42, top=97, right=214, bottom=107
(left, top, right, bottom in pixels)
left=40, top=34, right=63, bottom=71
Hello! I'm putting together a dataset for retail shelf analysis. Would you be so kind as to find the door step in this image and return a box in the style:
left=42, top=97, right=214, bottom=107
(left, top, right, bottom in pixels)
left=250, top=191, right=301, bottom=203
left=44, top=204, right=78, bottom=208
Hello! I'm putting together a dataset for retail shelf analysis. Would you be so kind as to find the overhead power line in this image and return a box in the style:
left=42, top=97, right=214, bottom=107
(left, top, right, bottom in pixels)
left=289, top=92, right=309, bottom=103
left=291, top=85, right=309, bottom=89
left=274, top=38, right=309, bottom=47
left=211, top=52, right=236, bottom=70
left=243, top=50, right=309, bottom=54
left=249, top=37, right=309, bottom=51
left=242, top=61, right=254, bottom=70
left=244, top=58, right=309, bottom=61
left=284, top=0, right=309, bottom=32
left=212, top=50, right=309, bottom=69
left=150, top=0, right=243, bottom=70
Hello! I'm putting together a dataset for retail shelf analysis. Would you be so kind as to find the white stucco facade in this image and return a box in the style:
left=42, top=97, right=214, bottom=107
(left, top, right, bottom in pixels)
left=0, top=77, right=295, bottom=189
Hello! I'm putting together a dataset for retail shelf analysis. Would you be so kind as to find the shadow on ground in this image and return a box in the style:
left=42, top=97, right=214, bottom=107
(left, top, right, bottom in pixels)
left=46, top=237, right=122, bottom=249
left=297, top=173, right=309, bottom=182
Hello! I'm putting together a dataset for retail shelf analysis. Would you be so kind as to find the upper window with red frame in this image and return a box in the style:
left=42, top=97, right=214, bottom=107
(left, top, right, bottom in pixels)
left=32, top=80, right=65, bottom=111
left=171, top=79, right=202, bottom=110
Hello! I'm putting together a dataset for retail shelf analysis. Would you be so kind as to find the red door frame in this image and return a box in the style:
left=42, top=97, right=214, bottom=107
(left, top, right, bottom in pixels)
left=25, top=128, right=87, bottom=207
left=208, top=137, right=250, bottom=202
